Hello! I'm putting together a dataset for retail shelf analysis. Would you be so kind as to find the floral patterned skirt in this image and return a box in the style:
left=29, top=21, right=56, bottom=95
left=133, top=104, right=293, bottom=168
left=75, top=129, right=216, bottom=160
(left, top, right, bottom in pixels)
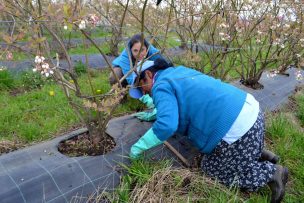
left=201, top=111, right=276, bottom=191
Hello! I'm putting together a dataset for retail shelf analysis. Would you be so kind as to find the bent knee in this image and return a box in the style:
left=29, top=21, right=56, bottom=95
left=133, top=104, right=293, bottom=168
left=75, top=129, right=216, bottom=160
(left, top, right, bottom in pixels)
left=109, top=67, right=123, bottom=85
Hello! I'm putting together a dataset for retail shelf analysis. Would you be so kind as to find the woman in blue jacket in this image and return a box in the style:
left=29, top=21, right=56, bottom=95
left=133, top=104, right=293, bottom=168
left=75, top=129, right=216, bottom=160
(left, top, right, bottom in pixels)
left=129, top=58, right=288, bottom=203
left=109, top=33, right=163, bottom=87
left=109, top=33, right=165, bottom=120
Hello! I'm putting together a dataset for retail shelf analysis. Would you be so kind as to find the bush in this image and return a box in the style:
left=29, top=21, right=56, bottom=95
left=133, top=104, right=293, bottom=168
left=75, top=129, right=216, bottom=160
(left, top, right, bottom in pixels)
left=20, top=71, right=49, bottom=90
left=0, top=67, right=15, bottom=90
left=74, top=61, right=87, bottom=76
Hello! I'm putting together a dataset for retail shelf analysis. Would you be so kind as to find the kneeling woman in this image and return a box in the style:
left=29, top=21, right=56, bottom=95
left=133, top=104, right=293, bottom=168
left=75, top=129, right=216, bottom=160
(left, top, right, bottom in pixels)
left=129, top=58, right=288, bottom=203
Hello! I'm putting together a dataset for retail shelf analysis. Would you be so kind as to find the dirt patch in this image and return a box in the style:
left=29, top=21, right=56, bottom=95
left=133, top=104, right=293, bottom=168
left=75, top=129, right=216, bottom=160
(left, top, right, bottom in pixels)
left=9, top=87, right=27, bottom=96
left=58, top=131, right=116, bottom=157
left=0, top=140, right=25, bottom=154
left=241, top=79, right=264, bottom=90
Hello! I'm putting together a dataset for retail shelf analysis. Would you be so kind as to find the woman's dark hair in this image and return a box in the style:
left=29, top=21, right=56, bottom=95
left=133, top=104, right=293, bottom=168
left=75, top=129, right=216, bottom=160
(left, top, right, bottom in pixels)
left=129, top=34, right=149, bottom=51
left=139, top=58, right=173, bottom=80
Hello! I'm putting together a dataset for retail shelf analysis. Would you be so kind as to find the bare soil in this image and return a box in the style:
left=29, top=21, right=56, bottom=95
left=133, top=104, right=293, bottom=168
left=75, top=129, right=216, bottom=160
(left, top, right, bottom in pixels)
left=9, top=87, right=27, bottom=96
left=0, top=140, right=25, bottom=154
left=58, top=131, right=116, bottom=157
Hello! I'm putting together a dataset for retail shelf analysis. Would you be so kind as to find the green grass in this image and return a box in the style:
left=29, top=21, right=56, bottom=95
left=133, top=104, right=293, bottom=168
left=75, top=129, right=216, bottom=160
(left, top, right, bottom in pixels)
left=4, top=51, right=32, bottom=61
left=0, top=83, right=78, bottom=142
left=61, top=28, right=110, bottom=39
left=6, top=32, right=182, bottom=61
left=68, top=44, right=105, bottom=55
left=162, top=32, right=182, bottom=48
left=0, top=69, right=143, bottom=144
left=0, top=68, right=15, bottom=90
left=8, top=42, right=126, bottom=61
left=265, top=91, right=304, bottom=202
left=296, top=92, right=304, bottom=125
left=110, top=159, right=173, bottom=202
left=6, top=45, right=112, bottom=61
left=47, top=28, right=110, bottom=39
left=172, top=47, right=283, bottom=82
left=0, top=28, right=110, bottom=43
left=104, top=159, right=268, bottom=202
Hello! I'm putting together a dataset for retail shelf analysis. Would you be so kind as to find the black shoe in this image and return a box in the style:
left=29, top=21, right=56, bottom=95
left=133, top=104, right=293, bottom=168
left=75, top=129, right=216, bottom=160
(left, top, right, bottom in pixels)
left=261, top=149, right=280, bottom=164
left=268, top=165, right=289, bottom=203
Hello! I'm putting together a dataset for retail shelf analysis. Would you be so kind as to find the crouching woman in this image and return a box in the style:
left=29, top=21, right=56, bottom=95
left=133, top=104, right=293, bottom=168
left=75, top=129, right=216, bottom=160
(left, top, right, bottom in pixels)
left=129, top=58, right=288, bottom=203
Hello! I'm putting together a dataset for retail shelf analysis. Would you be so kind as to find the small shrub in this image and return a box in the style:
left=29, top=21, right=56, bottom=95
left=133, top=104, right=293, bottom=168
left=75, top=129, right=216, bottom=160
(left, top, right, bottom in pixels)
left=0, top=67, right=15, bottom=90
left=20, top=71, right=47, bottom=90
left=88, top=68, right=99, bottom=78
left=74, top=61, right=87, bottom=76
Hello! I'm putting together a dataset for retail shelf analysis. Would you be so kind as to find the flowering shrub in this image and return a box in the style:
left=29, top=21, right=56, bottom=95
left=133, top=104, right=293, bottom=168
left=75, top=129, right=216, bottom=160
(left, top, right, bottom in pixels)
left=33, top=56, right=55, bottom=77
left=172, top=0, right=304, bottom=87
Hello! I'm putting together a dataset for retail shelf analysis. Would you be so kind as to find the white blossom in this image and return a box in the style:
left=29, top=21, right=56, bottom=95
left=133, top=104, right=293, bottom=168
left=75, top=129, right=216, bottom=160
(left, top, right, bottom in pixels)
left=267, top=70, right=279, bottom=78
left=64, top=25, right=68, bottom=30
left=270, top=25, right=276, bottom=30
left=219, top=32, right=225, bottom=36
left=273, top=38, right=281, bottom=46
left=295, top=70, right=303, bottom=81
left=33, top=55, right=55, bottom=77
left=35, top=55, right=45, bottom=64
left=219, top=23, right=229, bottom=28
left=79, top=20, right=86, bottom=29
left=88, top=14, right=99, bottom=26
left=283, top=24, right=290, bottom=29
left=236, top=26, right=242, bottom=33
left=42, top=63, right=49, bottom=69
left=37, top=58, right=42, bottom=63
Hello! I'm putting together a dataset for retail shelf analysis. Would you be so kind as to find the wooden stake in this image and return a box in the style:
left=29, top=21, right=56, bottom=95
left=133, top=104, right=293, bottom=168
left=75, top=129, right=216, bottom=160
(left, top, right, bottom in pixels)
left=164, top=141, right=190, bottom=168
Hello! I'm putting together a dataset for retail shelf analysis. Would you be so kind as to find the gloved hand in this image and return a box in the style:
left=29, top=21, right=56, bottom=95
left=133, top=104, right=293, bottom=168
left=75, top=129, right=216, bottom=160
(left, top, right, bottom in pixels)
left=139, top=94, right=154, bottom=109
left=134, top=108, right=157, bottom=121
left=130, top=128, right=163, bottom=159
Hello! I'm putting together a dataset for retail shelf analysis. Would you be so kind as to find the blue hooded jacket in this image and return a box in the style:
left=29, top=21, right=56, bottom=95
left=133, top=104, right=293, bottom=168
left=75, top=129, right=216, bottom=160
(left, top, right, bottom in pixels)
left=112, top=40, right=162, bottom=84
left=151, top=66, right=247, bottom=154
